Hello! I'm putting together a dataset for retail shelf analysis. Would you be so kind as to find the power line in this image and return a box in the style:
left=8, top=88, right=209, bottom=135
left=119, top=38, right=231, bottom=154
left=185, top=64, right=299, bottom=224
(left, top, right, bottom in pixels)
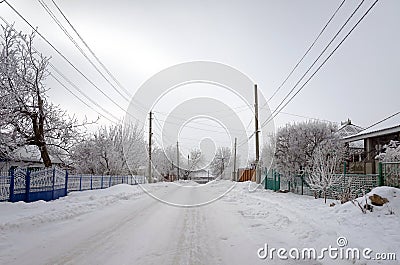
left=279, top=111, right=338, bottom=124
left=266, top=0, right=346, bottom=103
left=50, top=72, right=118, bottom=124
left=3, top=0, right=141, bottom=123
left=153, top=114, right=236, bottom=146
left=50, top=0, right=132, bottom=98
left=49, top=64, right=121, bottom=122
left=153, top=116, right=231, bottom=135
left=265, top=0, right=366, bottom=123
left=152, top=110, right=253, bottom=133
left=0, top=16, right=120, bottom=124
left=37, top=0, right=130, bottom=102
left=261, top=0, right=379, bottom=129
left=363, top=111, right=400, bottom=131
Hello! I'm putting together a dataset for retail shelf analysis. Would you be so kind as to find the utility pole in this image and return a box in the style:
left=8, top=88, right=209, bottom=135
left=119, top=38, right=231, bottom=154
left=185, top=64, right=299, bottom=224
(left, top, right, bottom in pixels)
left=233, top=137, right=237, bottom=181
left=221, top=157, right=225, bottom=179
left=148, top=111, right=153, bottom=184
left=187, top=154, right=190, bottom=180
left=177, top=141, right=180, bottom=180
left=254, top=84, right=260, bottom=184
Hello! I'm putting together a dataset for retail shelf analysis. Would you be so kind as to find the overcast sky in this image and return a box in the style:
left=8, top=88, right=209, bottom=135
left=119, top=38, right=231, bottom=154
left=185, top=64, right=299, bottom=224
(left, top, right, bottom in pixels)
left=1, top=0, right=399, bottom=160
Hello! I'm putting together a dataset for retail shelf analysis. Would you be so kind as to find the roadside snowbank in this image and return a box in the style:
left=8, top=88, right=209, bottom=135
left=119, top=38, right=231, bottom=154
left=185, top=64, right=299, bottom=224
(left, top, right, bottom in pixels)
left=217, top=181, right=399, bottom=264
left=0, top=184, right=161, bottom=231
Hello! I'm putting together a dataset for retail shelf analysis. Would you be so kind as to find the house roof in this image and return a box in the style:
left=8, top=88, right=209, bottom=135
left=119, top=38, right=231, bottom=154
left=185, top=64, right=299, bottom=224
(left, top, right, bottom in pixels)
left=336, top=122, right=364, bottom=138
left=336, top=121, right=364, bottom=148
left=344, top=112, right=400, bottom=142
left=11, top=145, right=63, bottom=164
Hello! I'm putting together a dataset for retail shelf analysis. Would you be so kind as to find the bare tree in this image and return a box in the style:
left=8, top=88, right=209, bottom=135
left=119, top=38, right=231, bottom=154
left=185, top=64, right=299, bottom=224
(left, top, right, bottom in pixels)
left=182, top=148, right=203, bottom=180
left=0, top=25, right=90, bottom=167
left=375, top=140, right=400, bottom=162
left=209, top=147, right=232, bottom=179
left=306, top=136, right=346, bottom=203
left=70, top=122, right=145, bottom=175
left=274, top=120, right=337, bottom=186
left=151, top=146, right=173, bottom=181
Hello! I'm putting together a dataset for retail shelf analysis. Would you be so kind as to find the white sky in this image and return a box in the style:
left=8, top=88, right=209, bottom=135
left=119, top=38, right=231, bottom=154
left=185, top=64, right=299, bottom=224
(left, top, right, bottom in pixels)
left=1, top=0, right=399, bottom=162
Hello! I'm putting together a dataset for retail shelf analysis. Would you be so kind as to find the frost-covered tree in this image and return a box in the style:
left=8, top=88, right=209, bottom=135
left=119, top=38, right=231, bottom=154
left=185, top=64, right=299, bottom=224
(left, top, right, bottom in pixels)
left=375, top=140, right=400, bottom=162
left=274, top=120, right=337, bottom=184
left=261, top=133, right=277, bottom=169
left=71, top=122, right=145, bottom=175
left=0, top=25, right=88, bottom=166
left=306, top=136, right=346, bottom=203
left=181, top=148, right=203, bottom=180
left=209, top=147, right=232, bottom=179
left=151, top=145, right=176, bottom=181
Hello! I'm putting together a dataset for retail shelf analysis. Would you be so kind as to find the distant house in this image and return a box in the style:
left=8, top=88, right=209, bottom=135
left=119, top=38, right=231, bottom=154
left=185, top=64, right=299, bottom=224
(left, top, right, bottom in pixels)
left=191, top=169, right=213, bottom=184
left=343, top=113, right=400, bottom=174
left=336, top=119, right=365, bottom=173
left=0, top=145, right=63, bottom=171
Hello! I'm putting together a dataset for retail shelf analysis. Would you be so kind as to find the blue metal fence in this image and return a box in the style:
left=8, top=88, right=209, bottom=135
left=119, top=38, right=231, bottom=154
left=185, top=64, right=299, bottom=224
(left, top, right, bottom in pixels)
left=0, top=168, right=145, bottom=203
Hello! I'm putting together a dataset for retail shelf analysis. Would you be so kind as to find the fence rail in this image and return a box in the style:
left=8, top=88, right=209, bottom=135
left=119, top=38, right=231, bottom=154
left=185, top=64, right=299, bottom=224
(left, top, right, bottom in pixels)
left=263, top=161, right=399, bottom=200
left=0, top=168, right=145, bottom=203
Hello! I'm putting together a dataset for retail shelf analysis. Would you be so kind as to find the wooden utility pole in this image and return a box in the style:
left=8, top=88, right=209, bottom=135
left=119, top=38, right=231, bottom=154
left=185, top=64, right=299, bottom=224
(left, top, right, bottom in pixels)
left=148, top=111, right=153, bottom=183
left=221, top=157, right=225, bottom=179
left=177, top=141, right=180, bottom=180
left=187, top=154, right=190, bottom=180
left=233, top=137, right=237, bottom=181
left=254, top=84, right=260, bottom=184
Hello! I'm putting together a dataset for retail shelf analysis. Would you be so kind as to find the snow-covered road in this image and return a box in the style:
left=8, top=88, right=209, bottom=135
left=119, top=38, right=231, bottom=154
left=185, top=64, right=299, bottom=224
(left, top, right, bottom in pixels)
left=0, top=181, right=399, bottom=265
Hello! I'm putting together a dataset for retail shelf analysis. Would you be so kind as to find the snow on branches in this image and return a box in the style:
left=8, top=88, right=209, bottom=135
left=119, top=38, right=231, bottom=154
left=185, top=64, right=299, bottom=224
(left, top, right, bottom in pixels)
left=375, top=140, right=400, bottom=162
left=0, top=25, right=91, bottom=166
left=273, top=120, right=338, bottom=183
left=70, top=122, right=146, bottom=175
left=306, top=136, right=346, bottom=203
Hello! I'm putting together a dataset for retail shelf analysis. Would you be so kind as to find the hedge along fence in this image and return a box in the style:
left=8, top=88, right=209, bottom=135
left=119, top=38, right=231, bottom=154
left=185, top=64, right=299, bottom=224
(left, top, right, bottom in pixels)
left=0, top=168, right=145, bottom=203
left=262, top=165, right=390, bottom=200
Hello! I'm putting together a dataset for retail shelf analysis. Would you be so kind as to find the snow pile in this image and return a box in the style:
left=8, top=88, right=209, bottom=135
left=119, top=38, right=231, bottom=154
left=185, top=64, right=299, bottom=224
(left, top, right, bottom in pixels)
left=337, top=186, right=399, bottom=215
left=218, top=182, right=399, bottom=264
left=0, top=184, right=162, bottom=232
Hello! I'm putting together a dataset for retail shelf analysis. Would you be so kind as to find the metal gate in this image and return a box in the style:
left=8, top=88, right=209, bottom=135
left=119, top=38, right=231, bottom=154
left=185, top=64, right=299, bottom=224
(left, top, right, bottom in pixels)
left=263, top=168, right=280, bottom=191
left=381, top=162, right=400, bottom=188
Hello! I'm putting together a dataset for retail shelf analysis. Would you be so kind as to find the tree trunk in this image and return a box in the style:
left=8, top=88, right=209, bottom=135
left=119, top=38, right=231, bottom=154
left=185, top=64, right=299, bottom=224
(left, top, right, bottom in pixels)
left=39, top=144, right=52, bottom=167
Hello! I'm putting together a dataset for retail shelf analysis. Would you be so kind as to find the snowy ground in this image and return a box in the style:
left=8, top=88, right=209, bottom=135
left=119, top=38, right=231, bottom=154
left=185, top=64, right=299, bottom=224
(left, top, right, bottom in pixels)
left=0, top=181, right=399, bottom=265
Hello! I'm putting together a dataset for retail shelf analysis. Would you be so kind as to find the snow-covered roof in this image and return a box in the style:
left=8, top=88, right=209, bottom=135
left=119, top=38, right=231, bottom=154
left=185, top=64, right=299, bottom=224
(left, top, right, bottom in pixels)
left=335, top=121, right=364, bottom=149
left=336, top=122, right=364, bottom=138
left=11, top=145, right=62, bottom=164
left=344, top=112, right=400, bottom=142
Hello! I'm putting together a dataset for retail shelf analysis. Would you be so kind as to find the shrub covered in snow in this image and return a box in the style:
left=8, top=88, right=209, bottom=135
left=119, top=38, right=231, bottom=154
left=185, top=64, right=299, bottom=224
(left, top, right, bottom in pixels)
left=375, top=140, right=400, bottom=162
